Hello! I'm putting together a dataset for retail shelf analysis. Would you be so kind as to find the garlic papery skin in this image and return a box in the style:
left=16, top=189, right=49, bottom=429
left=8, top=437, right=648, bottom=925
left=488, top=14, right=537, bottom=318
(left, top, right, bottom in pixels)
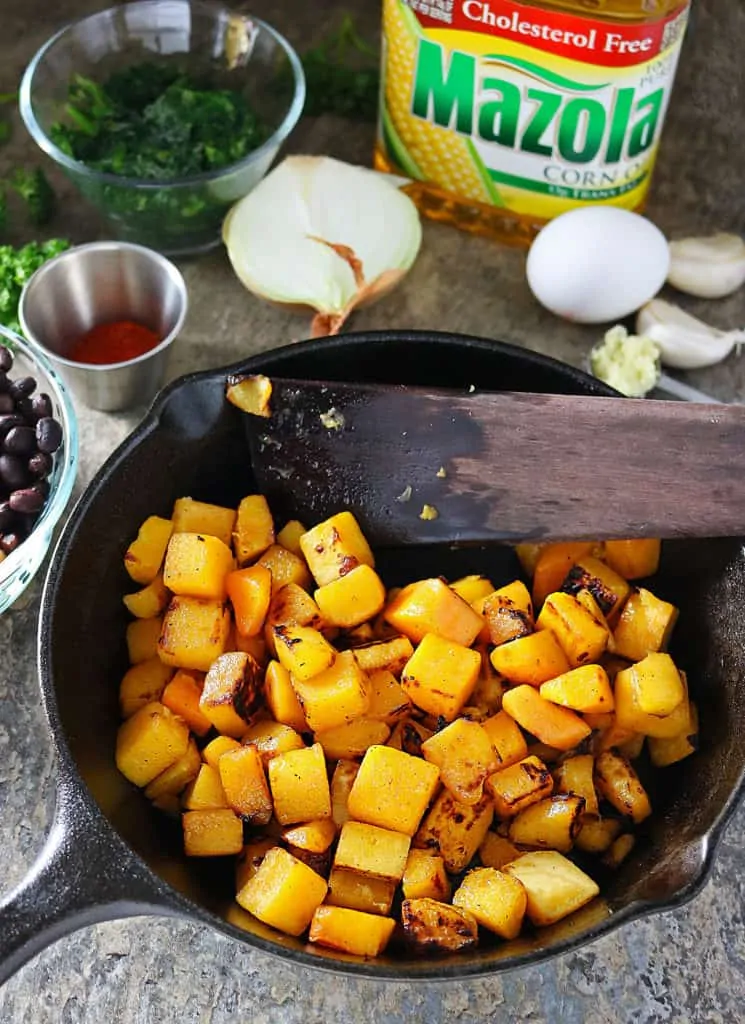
left=636, top=299, right=745, bottom=370
left=667, top=233, right=745, bottom=298
left=223, top=156, right=422, bottom=337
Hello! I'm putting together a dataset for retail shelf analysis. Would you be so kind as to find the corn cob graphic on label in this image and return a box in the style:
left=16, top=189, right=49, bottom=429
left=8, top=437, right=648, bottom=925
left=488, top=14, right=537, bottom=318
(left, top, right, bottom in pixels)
left=378, top=0, right=689, bottom=223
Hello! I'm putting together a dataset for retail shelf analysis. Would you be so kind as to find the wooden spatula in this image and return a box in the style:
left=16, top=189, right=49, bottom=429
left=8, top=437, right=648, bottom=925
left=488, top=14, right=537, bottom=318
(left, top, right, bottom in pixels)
left=235, top=376, right=745, bottom=546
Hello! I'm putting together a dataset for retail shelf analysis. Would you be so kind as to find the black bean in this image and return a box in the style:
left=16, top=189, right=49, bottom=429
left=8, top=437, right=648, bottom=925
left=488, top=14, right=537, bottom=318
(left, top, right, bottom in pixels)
left=28, top=451, right=53, bottom=479
left=0, top=532, right=22, bottom=554
left=0, top=394, right=14, bottom=415
left=10, top=486, right=46, bottom=514
left=0, top=414, right=24, bottom=438
left=9, top=376, right=36, bottom=400
left=0, top=454, right=28, bottom=490
left=29, top=393, right=53, bottom=421
left=0, top=346, right=12, bottom=373
left=36, top=417, right=63, bottom=454
left=0, top=501, right=13, bottom=532
left=3, top=426, right=37, bottom=455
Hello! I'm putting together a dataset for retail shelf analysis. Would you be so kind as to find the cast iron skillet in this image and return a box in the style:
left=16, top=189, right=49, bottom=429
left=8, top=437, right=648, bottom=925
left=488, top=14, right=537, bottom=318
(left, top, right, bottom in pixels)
left=2, top=330, right=744, bottom=985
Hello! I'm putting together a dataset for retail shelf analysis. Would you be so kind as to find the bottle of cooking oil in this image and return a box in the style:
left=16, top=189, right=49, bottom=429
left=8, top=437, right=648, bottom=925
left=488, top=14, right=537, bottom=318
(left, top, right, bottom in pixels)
left=375, top=0, right=690, bottom=246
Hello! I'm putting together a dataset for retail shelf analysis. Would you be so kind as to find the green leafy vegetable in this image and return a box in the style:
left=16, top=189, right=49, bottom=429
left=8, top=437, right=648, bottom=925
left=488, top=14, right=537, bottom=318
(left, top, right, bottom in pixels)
left=298, top=15, right=380, bottom=122
left=0, top=239, right=70, bottom=333
left=10, top=167, right=56, bottom=225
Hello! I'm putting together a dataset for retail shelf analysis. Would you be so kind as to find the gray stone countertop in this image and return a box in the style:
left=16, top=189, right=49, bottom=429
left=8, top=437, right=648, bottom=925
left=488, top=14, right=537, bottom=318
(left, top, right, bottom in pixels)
left=1, top=0, right=744, bottom=1020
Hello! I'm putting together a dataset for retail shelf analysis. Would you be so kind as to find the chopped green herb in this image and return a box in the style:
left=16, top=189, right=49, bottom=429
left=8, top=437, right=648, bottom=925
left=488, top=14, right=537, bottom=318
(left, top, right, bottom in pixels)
left=296, top=15, right=380, bottom=122
left=0, top=239, right=70, bottom=333
left=10, top=167, right=55, bottom=226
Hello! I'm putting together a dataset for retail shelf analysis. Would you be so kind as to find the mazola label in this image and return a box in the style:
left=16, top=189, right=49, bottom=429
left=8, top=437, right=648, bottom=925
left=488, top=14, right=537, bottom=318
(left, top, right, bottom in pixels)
left=379, top=0, right=690, bottom=218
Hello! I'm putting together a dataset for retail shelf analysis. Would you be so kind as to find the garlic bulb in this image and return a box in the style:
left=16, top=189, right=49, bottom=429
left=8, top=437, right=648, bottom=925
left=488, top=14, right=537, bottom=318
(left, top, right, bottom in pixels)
left=223, top=156, right=422, bottom=337
left=667, top=233, right=745, bottom=298
left=636, top=299, right=745, bottom=370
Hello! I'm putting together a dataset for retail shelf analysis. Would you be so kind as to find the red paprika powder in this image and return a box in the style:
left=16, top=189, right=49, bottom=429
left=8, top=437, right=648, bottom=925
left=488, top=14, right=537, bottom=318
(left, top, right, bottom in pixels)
left=68, top=320, right=160, bottom=365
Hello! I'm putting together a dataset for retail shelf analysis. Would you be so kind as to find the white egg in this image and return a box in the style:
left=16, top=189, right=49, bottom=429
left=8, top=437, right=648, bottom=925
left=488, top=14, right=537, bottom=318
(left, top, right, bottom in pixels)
left=526, top=207, right=670, bottom=324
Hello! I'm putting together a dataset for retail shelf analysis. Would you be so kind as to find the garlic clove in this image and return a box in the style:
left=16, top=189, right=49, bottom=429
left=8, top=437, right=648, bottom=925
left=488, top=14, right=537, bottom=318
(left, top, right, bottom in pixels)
left=667, top=232, right=745, bottom=298
left=636, top=298, right=744, bottom=369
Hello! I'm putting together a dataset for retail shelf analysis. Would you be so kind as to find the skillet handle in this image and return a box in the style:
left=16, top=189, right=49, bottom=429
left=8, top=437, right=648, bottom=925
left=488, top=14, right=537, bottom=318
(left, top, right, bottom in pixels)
left=0, top=775, right=181, bottom=987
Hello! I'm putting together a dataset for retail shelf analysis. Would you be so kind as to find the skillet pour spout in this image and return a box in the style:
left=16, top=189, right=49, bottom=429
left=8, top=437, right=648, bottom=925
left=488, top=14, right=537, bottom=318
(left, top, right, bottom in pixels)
left=2, top=330, right=744, bottom=983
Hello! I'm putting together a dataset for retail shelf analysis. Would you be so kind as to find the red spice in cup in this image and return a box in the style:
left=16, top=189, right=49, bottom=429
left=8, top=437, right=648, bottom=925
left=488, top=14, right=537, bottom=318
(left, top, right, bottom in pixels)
left=68, top=320, right=160, bottom=365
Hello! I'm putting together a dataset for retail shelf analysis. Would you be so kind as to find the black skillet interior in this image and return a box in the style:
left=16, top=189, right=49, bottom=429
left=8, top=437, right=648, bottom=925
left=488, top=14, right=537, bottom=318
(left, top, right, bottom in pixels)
left=42, top=330, right=745, bottom=977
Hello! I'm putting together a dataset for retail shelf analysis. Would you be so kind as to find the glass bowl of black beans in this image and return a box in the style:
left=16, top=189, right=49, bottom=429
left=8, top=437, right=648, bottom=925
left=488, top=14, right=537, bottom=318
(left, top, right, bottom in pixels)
left=0, top=325, right=78, bottom=613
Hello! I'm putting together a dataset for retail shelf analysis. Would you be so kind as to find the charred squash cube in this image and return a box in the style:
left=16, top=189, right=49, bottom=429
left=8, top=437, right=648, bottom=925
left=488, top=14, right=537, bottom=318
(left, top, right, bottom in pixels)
left=300, top=511, right=375, bottom=587
left=401, top=898, right=478, bottom=952
left=158, top=596, right=231, bottom=672
left=199, top=651, right=263, bottom=737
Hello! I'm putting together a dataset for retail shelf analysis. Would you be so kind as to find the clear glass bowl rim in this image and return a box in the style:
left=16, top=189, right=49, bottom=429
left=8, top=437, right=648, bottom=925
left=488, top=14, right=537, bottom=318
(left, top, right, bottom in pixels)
left=19, top=0, right=306, bottom=190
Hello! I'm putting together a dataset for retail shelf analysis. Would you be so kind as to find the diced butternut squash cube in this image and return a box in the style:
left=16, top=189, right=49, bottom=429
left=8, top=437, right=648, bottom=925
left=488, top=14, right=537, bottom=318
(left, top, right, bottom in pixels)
left=158, top=597, right=231, bottom=672
left=123, top=573, right=170, bottom=619
left=257, top=544, right=312, bottom=594
left=401, top=633, right=481, bottom=722
left=574, top=815, right=622, bottom=854
left=119, top=658, right=173, bottom=718
left=478, top=833, right=520, bottom=870
left=237, top=846, right=327, bottom=936
left=276, top=519, right=306, bottom=555
left=453, top=867, right=527, bottom=939
left=502, top=686, right=591, bottom=752
left=235, top=838, right=277, bottom=891
left=326, top=869, right=396, bottom=915
left=334, top=821, right=410, bottom=881
left=348, top=744, right=440, bottom=837
left=201, top=735, right=240, bottom=770
left=421, top=719, right=499, bottom=805
left=615, top=655, right=691, bottom=738
left=282, top=818, right=337, bottom=854
left=385, top=578, right=484, bottom=647
left=267, top=583, right=324, bottom=631
left=628, top=651, right=685, bottom=716
left=331, top=759, right=360, bottom=829
left=503, top=851, right=599, bottom=926
left=127, top=616, right=164, bottom=664
left=273, top=624, right=336, bottom=681
left=199, top=652, right=262, bottom=738
left=515, top=542, right=545, bottom=577
left=414, top=791, right=493, bottom=873
left=309, top=905, right=395, bottom=957
left=603, top=833, right=636, bottom=870
left=366, top=669, right=411, bottom=723
left=314, top=564, right=386, bottom=629
left=532, top=542, right=595, bottom=608
left=594, top=751, right=652, bottom=824
left=451, top=574, right=495, bottom=604
left=124, top=516, right=173, bottom=585
left=402, top=850, right=451, bottom=902
left=115, top=701, right=190, bottom=787
left=352, top=636, right=414, bottom=677
left=612, top=588, right=679, bottom=662
left=508, top=795, right=585, bottom=853
left=537, top=592, right=609, bottom=668
left=183, top=763, right=228, bottom=810
left=183, top=808, right=243, bottom=857
left=401, top=898, right=478, bottom=952
left=603, top=539, right=661, bottom=581
left=387, top=719, right=433, bottom=757
left=315, top=719, right=390, bottom=760
left=233, top=494, right=274, bottom=565
left=264, top=660, right=308, bottom=733
left=172, top=497, right=235, bottom=549
left=161, top=670, right=211, bottom=736
left=552, top=754, right=598, bottom=817
left=218, top=744, right=273, bottom=825
left=268, top=742, right=331, bottom=825
left=144, top=739, right=201, bottom=805
left=242, top=720, right=305, bottom=765
left=648, top=703, right=698, bottom=767
left=481, top=710, right=528, bottom=769
left=226, top=565, right=272, bottom=637
left=490, top=629, right=570, bottom=686
left=539, top=665, right=614, bottom=715
left=483, top=580, right=534, bottom=647
left=163, top=533, right=234, bottom=601
left=561, top=556, right=631, bottom=620
left=300, top=511, right=375, bottom=587
left=486, top=755, right=554, bottom=820
left=290, top=650, right=369, bottom=732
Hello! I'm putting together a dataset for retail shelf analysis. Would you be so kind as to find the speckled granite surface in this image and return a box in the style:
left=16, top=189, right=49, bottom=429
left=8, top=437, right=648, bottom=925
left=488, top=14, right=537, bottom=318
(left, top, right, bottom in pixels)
left=1, top=0, right=745, bottom=1020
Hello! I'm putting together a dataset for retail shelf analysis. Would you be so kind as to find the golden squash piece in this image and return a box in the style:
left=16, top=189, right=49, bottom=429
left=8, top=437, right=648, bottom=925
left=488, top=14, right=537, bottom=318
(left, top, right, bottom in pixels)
left=603, top=539, right=661, bottom=581
left=266, top=583, right=324, bottom=633
left=574, top=816, right=623, bottom=855
left=315, top=719, right=391, bottom=760
left=232, top=494, right=275, bottom=565
left=617, top=733, right=645, bottom=761
left=503, top=851, right=599, bottom=927
left=450, top=574, right=495, bottom=605
left=183, top=808, right=243, bottom=857
left=115, top=701, right=190, bottom=788
left=264, top=660, right=308, bottom=733
left=236, top=846, right=328, bottom=936
left=334, top=821, right=411, bottom=881
left=490, top=629, right=570, bottom=687
left=612, top=588, right=679, bottom=662
left=242, top=720, right=305, bottom=765
left=182, top=763, right=228, bottom=810
left=481, top=710, right=527, bottom=769
left=453, top=867, right=527, bottom=939
left=614, top=655, right=691, bottom=738
left=201, top=736, right=241, bottom=770
left=124, top=516, right=173, bottom=585
left=348, top=745, right=440, bottom=837
left=502, top=686, right=591, bottom=752
left=483, top=580, right=535, bottom=647
left=401, top=633, right=481, bottom=722
left=594, top=751, right=652, bottom=824
left=532, top=542, right=596, bottom=609
left=267, top=742, right=331, bottom=825
left=414, top=791, right=494, bottom=874
left=537, top=592, right=609, bottom=668
left=387, top=719, right=434, bottom=758
left=300, top=511, right=375, bottom=587
left=273, top=623, right=336, bottom=682
left=421, top=718, right=500, bottom=805
left=225, top=373, right=272, bottom=417
left=282, top=818, right=337, bottom=854
left=402, top=850, right=451, bottom=902
left=119, top=658, right=173, bottom=718
left=515, top=542, right=545, bottom=578
left=341, top=622, right=375, bottom=646
left=539, top=665, right=615, bottom=715
left=235, top=838, right=277, bottom=891
left=290, top=650, right=370, bottom=732
left=158, top=596, right=231, bottom=672
left=401, top=898, right=478, bottom=952
left=352, top=636, right=414, bottom=678
left=163, top=532, right=234, bottom=601
left=365, top=668, right=411, bottom=723
left=469, top=647, right=507, bottom=715
left=648, top=703, right=699, bottom=767
left=508, top=795, right=586, bottom=853
left=478, top=832, right=520, bottom=871
left=561, top=556, right=631, bottom=620
left=161, top=670, right=211, bottom=737
left=144, top=739, right=201, bottom=807
left=171, top=497, right=236, bottom=549
left=276, top=519, right=307, bottom=555
left=226, top=565, right=272, bottom=637
left=384, top=577, right=484, bottom=647
left=631, top=651, right=685, bottom=717
left=314, top=564, right=387, bottom=629
left=199, top=652, right=262, bottom=738
left=257, top=544, right=312, bottom=594
left=326, top=869, right=396, bottom=915
left=218, top=745, right=273, bottom=825
left=123, top=573, right=170, bottom=619
left=603, top=833, right=636, bottom=870
left=486, top=755, right=554, bottom=820
left=127, top=616, right=164, bottom=665
left=330, top=759, right=360, bottom=829
left=552, top=754, right=599, bottom=817
left=234, top=630, right=268, bottom=664
left=309, top=905, right=395, bottom=957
